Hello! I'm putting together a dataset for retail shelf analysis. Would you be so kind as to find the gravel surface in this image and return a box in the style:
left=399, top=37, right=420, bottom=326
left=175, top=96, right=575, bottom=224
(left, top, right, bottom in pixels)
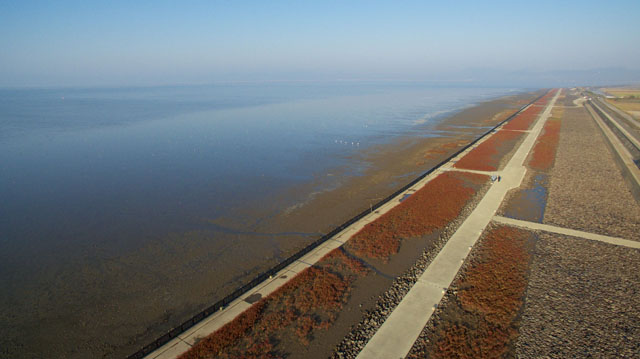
left=516, top=232, right=640, bottom=358
left=544, top=105, right=640, bottom=240
left=330, top=182, right=490, bottom=359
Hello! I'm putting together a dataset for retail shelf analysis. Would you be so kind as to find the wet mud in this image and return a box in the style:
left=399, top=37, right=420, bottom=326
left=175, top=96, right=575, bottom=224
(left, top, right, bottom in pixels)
left=0, top=91, right=542, bottom=359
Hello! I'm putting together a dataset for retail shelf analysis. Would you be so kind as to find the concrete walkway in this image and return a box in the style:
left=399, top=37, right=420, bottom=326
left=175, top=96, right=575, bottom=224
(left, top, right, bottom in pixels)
left=356, top=89, right=561, bottom=359
left=493, top=216, right=640, bottom=249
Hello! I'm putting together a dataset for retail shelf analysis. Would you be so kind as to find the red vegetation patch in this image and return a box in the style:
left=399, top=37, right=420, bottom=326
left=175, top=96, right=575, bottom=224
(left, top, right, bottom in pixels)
left=429, top=225, right=532, bottom=359
left=319, top=247, right=370, bottom=276
left=529, top=118, right=561, bottom=171
left=180, top=301, right=268, bottom=359
left=179, top=247, right=369, bottom=358
left=501, top=89, right=556, bottom=132
left=502, top=105, right=542, bottom=131
left=347, top=171, right=487, bottom=261
left=453, top=130, right=523, bottom=171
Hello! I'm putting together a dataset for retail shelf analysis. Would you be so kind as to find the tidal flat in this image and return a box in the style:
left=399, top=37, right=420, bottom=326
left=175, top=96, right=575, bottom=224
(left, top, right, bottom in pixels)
left=0, top=83, right=538, bottom=358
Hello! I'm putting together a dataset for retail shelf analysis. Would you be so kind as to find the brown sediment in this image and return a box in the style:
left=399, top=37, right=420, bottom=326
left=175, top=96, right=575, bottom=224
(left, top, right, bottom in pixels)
left=407, top=225, right=535, bottom=359
left=419, top=140, right=468, bottom=163
left=346, top=171, right=487, bottom=261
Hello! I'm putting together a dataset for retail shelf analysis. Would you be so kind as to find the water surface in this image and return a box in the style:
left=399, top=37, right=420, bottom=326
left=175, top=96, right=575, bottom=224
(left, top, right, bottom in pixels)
left=0, top=82, right=520, bottom=357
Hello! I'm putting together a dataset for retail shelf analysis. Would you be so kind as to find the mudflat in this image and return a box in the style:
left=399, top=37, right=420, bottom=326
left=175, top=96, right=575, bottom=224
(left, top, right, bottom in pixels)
left=0, top=91, right=541, bottom=359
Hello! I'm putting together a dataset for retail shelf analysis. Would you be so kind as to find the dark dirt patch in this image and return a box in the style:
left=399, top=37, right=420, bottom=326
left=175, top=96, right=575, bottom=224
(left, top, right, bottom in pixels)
left=244, top=293, right=263, bottom=304
left=501, top=173, right=548, bottom=223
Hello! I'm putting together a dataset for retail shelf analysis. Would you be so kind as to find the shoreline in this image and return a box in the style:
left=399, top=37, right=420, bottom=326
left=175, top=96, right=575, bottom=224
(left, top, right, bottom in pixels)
left=0, top=89, right=544, bottom=359
left=134, top=90, right=545, bottom=358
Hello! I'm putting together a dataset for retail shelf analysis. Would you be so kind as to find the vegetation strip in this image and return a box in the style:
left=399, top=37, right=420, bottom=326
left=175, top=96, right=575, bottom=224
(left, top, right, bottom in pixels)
left=453, top=130, right=524, bottom=171
left=408, top=225, right=535, bottom=358
left=454, top=91, right=556, bottom=172
left=356, top=89, right=558, bottom=359
left=131, top=92, right=547, bottom=359
left=179, top=248, right=369, bottom=358
left=347, top=171, right=487, bottom=261
left=179, top=172, right=488, bottom=358
left=529, top=117, right=561, bottom=171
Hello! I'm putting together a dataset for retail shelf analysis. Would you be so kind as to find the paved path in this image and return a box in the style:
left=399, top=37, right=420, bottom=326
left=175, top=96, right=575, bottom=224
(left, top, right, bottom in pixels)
left=356, top=90, right=561, bottom=359
left=493, top=216, right=639, bottom=249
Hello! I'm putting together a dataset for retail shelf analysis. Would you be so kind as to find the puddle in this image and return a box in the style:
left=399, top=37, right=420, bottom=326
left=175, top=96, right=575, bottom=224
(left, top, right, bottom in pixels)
left=503, top=174, right=548, bottom=223
left=244, top=293, right=262, bottom=304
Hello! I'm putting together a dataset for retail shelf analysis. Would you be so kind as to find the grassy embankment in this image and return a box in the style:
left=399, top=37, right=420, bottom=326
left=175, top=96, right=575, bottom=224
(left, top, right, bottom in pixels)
left=602, top=88, right=640, bottom=117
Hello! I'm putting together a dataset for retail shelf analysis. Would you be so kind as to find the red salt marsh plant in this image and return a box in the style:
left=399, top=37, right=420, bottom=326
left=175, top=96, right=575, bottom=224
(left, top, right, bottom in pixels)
left=533, top=89, right=555, bottom=107
left=429, top=225, right=533, bottom=359
left=453, top=130, right=523, bottom=171
left=529, top=118, right=561, bottom=171
left=347, top=171, right=487, bottom=261
left=502, top=105, right=542, bottom=131
left=179, top=247, right=369, bottom=358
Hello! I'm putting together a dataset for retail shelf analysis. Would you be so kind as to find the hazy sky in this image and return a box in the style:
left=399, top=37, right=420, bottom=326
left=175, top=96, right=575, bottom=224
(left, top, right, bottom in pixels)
left=1, top=0, right=639, bottom=87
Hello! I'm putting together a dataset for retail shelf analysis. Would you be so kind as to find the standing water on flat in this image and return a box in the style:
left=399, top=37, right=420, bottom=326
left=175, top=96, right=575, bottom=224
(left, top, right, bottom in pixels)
left=0, top=82, right=518, bottom=358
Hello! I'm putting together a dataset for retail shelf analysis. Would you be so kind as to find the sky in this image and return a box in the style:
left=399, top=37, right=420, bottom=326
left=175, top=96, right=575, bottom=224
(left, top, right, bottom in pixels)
left=1, top=0, right=639, bottom=87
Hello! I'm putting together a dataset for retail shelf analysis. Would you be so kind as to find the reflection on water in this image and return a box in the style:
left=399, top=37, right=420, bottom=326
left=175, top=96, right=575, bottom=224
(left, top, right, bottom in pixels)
left=0, top=82, right=518, bottom=358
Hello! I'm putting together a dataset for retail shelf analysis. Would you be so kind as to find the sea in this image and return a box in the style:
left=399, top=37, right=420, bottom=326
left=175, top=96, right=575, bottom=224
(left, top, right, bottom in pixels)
left=0, top=82, right=521, bottom=357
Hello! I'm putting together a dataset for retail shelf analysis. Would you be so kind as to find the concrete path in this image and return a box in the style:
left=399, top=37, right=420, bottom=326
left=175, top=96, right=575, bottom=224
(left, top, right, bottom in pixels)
left=493, top=216, right=640, bottom=249
left=442, top=168, right=498, bottom=176
left=356, top=90, right=561, bottom=359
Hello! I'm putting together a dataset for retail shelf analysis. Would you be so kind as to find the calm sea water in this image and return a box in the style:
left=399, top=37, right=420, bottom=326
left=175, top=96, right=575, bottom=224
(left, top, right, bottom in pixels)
left=0, top=82, right=519, bottom=356
left=0, top=83, right=518, bottom=254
